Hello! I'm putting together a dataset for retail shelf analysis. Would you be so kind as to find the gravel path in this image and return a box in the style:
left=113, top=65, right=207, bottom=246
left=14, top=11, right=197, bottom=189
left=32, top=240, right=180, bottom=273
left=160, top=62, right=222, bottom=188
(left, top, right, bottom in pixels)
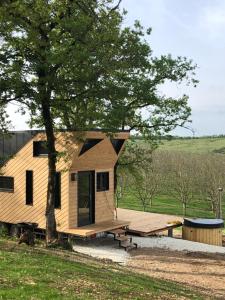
left=73, top=236, right=129, bottom=264
left=132, top=236, right=225, bottom=254
left=73, top=235, right=225, bottom=265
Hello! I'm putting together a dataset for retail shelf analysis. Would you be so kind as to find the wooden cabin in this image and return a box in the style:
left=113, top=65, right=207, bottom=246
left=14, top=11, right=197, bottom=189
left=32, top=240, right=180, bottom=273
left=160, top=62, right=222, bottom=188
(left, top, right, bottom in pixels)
left=0, top=130, right=129, bottom=237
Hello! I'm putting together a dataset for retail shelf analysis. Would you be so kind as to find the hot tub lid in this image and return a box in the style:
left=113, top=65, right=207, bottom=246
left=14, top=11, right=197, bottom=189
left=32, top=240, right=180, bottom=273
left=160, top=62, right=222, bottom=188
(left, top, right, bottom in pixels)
left=184, top=218, right=224, bottom=229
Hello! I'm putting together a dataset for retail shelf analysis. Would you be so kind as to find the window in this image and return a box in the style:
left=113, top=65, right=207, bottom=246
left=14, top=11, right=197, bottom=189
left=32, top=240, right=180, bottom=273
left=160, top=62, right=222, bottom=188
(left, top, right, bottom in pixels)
left=26, top=171, right=33, bottom=205
left=97, top=172, right=109, bottom=192
left=110, top=139, right=125, bottom=154
left=54, top=172, right=61, bottom=209
left=33, top=141, right=48, bottom=157
left=79, top=139, right=103, bottom=156
left=0, top=176, right=14, bottom=192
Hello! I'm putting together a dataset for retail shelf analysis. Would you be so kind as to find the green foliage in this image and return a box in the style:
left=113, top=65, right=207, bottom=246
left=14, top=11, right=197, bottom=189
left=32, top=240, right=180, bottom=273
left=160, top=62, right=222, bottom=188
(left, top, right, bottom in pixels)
left=0, top=106, right=11, bottom=134
left=0, top=0, right=197, bottom=136
left=0, top=226, right=8, bottom=238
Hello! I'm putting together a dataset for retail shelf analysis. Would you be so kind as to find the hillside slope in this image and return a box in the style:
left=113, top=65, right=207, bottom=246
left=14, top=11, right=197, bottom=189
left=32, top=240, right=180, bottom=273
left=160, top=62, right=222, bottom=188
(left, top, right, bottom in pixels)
left=0, top=239, right=203, bottom=300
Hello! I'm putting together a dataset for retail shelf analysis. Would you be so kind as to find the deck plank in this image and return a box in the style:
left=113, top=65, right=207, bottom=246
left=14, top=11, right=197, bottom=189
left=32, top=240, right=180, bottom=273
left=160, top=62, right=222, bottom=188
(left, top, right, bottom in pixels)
left=117, top=208, right=182, bottom=236
left=61, top=220, right=130, bottom=237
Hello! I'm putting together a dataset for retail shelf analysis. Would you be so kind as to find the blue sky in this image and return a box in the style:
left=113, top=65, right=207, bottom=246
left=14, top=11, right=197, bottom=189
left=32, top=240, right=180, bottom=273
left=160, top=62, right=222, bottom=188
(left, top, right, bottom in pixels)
left=8, top=0, right=225, bottom=136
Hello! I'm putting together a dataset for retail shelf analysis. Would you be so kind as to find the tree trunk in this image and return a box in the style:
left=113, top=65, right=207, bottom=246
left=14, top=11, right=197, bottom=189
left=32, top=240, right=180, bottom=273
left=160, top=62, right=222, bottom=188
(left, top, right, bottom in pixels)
left=182, top=202, right=186, bottom=216
left=36, top=25, right=58, bottom=244
left=149, top=197, right=153, bottom=208
left=41, top=101, right=58, bottom=244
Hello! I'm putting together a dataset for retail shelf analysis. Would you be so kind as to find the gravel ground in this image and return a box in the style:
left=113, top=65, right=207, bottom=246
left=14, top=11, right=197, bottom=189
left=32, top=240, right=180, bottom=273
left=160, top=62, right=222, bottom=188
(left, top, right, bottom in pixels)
left=73, top=236, right=130, bottom=264
left=128, top=248, right=225, bottom=299
left=132, top=236, right=225, bottom=254
left=73, top=235, right=225, bottom=265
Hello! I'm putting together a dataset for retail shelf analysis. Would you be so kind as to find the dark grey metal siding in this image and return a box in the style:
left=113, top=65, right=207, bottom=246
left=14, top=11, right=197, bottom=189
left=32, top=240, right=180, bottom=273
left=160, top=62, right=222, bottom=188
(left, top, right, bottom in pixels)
left=0, top=131, right=39, bottom=166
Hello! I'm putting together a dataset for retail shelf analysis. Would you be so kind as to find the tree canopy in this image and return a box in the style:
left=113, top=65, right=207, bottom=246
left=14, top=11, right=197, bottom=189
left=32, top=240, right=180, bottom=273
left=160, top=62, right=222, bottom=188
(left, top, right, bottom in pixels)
left=0, top=0, right=197, bottom=136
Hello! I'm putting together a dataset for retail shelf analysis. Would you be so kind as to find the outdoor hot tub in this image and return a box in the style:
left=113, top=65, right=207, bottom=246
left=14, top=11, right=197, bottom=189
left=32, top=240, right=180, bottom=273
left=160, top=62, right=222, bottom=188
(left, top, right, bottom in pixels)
left=182, top=218, right=224, bottom=246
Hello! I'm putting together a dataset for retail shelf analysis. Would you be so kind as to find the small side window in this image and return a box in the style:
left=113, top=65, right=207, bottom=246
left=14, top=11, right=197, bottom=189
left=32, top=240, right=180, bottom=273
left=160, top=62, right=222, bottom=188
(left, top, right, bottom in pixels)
left=26, top=170, right=33, bottom=205
left=54, top=172, right=61, bottom=209
left=0, top=176, right=14, bottom=192
left=110, top=139, right=125, bottom=154
left=97, top=172, right=109, bottom=192
left=33, top=141, right=48, bottom=157
left=79, top=139, right=103, bottom=156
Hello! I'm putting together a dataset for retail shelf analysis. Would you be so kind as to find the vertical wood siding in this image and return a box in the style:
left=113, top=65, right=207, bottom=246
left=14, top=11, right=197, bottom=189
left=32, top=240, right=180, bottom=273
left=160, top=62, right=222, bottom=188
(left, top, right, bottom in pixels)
left=182, top=226, right=223, bottom=246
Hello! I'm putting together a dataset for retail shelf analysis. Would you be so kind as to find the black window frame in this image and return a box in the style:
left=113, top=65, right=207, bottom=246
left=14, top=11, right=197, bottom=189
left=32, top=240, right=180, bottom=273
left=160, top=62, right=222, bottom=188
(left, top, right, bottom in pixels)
left=26, top=170, right=33, bottom=205
left=33, top=141, right=48, bottom=157
left=0, top=176, right=14, bottom=192
left=54, top=172, right=61, bottom=209
left=110, top=139, right=125, bottom=154
left=97, top=172, right=109, bottom=192
left=79, top=139, right=103, bottom=156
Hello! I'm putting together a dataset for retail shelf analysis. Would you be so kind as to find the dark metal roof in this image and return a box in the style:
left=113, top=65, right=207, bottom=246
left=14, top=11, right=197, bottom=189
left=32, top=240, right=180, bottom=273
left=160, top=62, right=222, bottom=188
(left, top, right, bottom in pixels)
left=0, top=131, right=38, bottom=166
left=1, top=128, right=129, bottom=135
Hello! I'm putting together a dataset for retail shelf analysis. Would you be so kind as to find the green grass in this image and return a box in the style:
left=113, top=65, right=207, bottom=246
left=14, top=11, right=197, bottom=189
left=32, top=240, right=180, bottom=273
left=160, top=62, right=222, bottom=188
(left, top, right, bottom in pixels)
left=119, top=191, right=225, bottom=219
left=120, top=137, right=225, bottom=218
left=0, top=239, right=203, bottom=300
left=158, top=137, right=225, bottom=154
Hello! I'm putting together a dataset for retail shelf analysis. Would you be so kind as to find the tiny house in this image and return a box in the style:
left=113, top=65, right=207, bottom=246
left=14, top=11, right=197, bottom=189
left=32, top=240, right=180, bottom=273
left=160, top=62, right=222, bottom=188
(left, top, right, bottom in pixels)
left=0, top=130, right=129, bottom=236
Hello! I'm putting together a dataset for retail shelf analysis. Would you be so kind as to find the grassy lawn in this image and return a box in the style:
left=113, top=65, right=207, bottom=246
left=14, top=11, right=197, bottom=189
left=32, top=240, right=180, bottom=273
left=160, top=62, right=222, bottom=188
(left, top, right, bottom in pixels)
left=158, top=137, right=225, bottom=154
left=0, top=239, right=203, bottom=300
left=118, top=191, right=225, bottom=219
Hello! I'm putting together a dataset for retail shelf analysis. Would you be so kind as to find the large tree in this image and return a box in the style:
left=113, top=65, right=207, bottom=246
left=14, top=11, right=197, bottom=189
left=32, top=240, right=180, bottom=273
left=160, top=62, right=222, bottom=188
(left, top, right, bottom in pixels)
left=0, top=0, right=126, bottom=243
left=0, top=0, right=197, bottom=243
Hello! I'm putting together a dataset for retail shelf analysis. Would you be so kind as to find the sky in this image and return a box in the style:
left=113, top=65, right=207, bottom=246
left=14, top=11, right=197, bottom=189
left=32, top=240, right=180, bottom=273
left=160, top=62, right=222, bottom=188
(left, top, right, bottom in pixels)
left=8, top=0, right=225, bottom=136
left=121, top=0, right=225, bottom=136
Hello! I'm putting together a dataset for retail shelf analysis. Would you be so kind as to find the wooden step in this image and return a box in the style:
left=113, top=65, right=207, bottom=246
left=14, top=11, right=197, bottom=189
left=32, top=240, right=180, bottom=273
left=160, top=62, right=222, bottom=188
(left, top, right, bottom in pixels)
left=107, top=228, right=127, bottom=240
left=107, top=228, right=126, bottom=235
left=120, top=240, right=138, bottom=251
left=116, top=235, right=130, bottom=242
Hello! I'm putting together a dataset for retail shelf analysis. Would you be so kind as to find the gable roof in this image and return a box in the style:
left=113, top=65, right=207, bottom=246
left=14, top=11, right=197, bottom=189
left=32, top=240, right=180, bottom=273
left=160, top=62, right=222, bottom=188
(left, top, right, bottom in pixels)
left=0, top=129, right=130, bottom=167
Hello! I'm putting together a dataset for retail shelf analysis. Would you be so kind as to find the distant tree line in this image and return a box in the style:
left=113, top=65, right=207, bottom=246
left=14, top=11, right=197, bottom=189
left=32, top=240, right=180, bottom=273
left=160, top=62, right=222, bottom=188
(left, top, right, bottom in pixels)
left=117, top=143, right=225, bottom=217
left=131, top=134, right=225, bottom=140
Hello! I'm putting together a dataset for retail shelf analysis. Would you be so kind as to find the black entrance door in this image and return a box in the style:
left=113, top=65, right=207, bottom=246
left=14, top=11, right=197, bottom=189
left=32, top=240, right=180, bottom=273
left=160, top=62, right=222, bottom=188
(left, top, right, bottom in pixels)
left=78, top=171, right=95, bottom=227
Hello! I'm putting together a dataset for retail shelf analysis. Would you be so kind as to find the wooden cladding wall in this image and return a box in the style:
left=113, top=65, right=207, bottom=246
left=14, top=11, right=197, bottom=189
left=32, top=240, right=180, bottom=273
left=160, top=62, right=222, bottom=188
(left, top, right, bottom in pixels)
left=68, top=133, right=129, bottom=227
left=0, top=132, right=77, bottom=231
left=0, top=131, right=129, bottom=231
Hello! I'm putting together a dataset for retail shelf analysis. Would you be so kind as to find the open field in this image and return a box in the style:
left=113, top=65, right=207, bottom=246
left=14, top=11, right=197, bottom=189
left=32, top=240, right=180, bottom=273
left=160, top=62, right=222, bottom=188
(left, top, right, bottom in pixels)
left=119, top=137, right=225, bottom=218
left=118, top=192, right=225, bottom=218
left=158, top=137, right=225, bottom=154
left=0, top=238, right=203, bottom=300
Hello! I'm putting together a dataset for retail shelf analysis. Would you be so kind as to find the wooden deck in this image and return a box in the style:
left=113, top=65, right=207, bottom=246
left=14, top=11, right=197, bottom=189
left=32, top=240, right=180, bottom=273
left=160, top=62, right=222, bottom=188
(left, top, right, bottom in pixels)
left=62, top=220, right=130, bottom=237
left=117, top=208, right=183, bottom=236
